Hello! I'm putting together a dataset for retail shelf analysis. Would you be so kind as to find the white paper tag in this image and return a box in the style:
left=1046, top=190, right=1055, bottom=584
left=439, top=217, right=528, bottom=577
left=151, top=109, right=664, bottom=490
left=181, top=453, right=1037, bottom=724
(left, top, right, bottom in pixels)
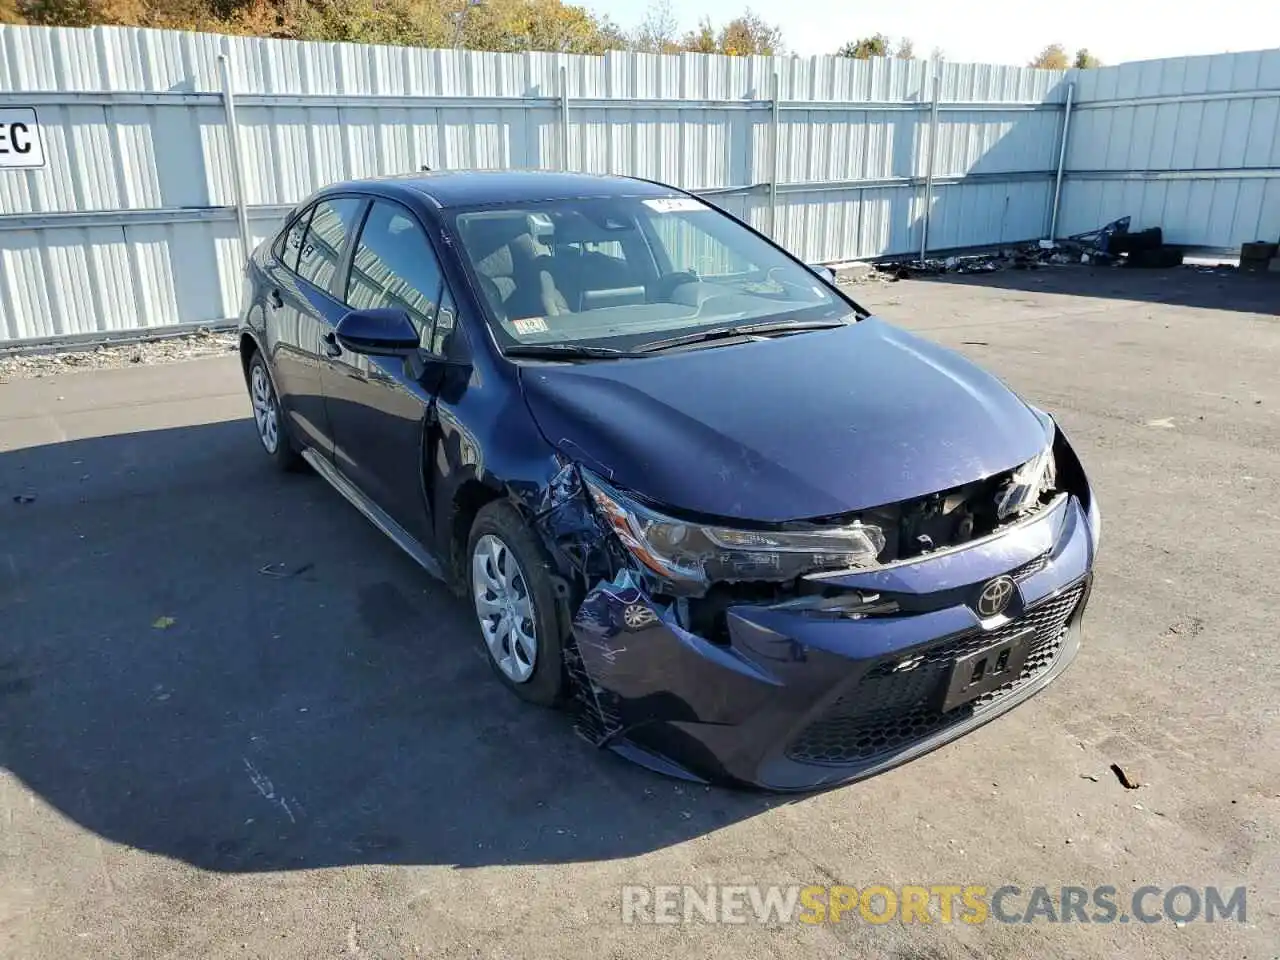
left=642, top=197, right=706, bottom=213
left=512, top=316, right=549, bottom=335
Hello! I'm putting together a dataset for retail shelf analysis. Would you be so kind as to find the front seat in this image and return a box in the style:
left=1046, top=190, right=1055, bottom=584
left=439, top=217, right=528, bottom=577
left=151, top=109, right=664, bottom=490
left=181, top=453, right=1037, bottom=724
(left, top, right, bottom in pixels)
left=509, top=233, right=569, bottom=317
left=467, top=219, right=569, bottom=321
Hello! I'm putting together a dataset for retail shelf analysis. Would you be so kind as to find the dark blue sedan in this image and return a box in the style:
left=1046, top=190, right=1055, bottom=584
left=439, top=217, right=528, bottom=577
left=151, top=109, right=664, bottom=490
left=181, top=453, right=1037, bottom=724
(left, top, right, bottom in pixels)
left=238, top=170, right=1100, bottom=791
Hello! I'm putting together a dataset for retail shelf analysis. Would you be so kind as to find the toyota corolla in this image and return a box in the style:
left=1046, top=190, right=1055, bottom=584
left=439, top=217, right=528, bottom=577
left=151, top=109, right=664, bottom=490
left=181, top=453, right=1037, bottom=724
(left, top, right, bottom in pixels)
left=237, top=171, right=1100, bottom=791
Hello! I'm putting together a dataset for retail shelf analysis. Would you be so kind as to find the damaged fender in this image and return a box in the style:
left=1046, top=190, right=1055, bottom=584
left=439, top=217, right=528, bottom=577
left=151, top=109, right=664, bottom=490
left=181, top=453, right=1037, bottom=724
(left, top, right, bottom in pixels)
left=571, top=569, right=779, bottom=744
left=517, top=463, right=777, bottom=757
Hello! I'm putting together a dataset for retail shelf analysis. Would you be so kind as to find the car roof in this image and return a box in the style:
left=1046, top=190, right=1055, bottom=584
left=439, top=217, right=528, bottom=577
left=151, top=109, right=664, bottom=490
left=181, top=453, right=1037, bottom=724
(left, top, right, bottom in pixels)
left=321, top=170, right=682, bottom=210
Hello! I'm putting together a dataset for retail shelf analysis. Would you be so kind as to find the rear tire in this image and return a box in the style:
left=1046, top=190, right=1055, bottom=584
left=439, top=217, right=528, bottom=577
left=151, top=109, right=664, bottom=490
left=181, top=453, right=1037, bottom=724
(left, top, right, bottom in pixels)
left=247, top=351, right=302, bottom=472
left=467, top=501, right=567, bottom=707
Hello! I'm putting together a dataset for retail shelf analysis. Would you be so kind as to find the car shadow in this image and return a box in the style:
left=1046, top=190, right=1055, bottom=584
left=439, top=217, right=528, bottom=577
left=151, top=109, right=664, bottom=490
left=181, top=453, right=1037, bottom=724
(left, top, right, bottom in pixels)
left=0, top=418, right=784, bottom=873
left=901, top=262, right=1280, bottom=315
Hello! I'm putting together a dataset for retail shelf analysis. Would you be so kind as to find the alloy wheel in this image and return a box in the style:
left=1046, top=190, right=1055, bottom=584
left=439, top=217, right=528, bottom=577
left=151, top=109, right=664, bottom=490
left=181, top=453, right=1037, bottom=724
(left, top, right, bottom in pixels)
left=471, top=533, right=538, bottom=683
left=250, top=362, right=280, bottom=454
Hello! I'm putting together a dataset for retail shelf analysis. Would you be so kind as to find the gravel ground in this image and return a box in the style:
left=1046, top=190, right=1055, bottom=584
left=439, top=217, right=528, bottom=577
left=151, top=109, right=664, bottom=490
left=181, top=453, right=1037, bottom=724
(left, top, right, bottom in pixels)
left=0, top=329, right=238, bottom=381
left=1, top=266, right=1278, bottom=960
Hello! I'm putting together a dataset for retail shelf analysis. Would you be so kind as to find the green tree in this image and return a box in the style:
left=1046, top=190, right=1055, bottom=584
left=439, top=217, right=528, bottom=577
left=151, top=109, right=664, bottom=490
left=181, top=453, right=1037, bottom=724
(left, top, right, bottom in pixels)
left=678, top=8, right=782, bottom=56
left=1029, top=42, right=1069, bottom=70
left=461, top=0, right=625, bottom=53
left=630, top=0, right=679, bottom=54
left=16, top=0, right=103, bottom=26
left=1073, top=47, right=1102, bottom=69
left=679, top=16, right=716, bottom=53
left=12, top=0, right=778, bottom=55
left=15, top=0, right=631, bottom=51
left=837, top=33, right=889, bottom=59
left=717, top=9, right=781, bottom=55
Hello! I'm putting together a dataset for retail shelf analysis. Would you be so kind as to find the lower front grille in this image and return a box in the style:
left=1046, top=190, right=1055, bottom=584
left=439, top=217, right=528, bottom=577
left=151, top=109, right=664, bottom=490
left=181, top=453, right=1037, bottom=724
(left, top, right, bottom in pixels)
left=1012, top=552, right=1050, bottom=580
left=786, top=583, right=1085, bottom=766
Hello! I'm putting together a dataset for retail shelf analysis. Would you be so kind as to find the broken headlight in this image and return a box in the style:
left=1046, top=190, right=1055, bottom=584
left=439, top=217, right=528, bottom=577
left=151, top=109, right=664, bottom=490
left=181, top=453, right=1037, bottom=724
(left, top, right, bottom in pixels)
left=583, top=474, right=886, bottom=586
left=996, top=444, right=1057, bottom=520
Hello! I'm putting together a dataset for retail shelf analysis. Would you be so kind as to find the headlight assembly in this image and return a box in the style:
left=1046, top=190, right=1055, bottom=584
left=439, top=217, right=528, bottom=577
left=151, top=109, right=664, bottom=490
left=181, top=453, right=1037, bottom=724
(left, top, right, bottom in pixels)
left=583, top=473, right=885, bottom=586
left=996, top=444, right=1057, bottom=520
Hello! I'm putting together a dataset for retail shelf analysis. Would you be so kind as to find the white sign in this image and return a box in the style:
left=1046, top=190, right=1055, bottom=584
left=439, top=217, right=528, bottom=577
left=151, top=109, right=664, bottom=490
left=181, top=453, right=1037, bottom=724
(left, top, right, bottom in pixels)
left=0, top=108, right=45, bottom=169
left=642, top=197, right=706, bottom=214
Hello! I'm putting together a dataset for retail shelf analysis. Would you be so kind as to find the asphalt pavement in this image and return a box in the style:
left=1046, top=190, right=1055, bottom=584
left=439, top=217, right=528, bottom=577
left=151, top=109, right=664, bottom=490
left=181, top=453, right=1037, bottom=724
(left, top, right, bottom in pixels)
left=1, top=266, right=1277, bottom=959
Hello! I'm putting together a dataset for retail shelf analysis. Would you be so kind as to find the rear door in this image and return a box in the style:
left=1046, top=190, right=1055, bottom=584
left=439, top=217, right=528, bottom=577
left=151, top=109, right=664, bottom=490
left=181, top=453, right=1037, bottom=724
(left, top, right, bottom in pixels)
left=318, top=198, right=448, bottom=544
left=262, top=196, right=367, bottom=459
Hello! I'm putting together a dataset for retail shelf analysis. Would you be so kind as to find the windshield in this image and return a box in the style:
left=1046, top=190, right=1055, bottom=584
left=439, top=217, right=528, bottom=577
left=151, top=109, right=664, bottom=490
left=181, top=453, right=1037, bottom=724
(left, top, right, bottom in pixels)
left=449, top=195, right=854, bottom=352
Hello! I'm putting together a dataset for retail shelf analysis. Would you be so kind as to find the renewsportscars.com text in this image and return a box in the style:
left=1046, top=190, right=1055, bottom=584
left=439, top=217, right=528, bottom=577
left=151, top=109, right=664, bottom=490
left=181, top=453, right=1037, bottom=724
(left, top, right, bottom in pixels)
left=620, top=884, right=1247, bottom=926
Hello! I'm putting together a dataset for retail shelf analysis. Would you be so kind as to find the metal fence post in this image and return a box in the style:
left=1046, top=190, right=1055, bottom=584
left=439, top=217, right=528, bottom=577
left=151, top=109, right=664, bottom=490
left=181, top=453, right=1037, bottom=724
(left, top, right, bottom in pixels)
left=217, top=52, right=252, bottom=263
left=559, top=64, right=571, bottom=171
left=919, top=69, right=941, bottom=262
left=769, top=70, right=781, bottom=238
left=1048, top=81, right=1075, bottom=241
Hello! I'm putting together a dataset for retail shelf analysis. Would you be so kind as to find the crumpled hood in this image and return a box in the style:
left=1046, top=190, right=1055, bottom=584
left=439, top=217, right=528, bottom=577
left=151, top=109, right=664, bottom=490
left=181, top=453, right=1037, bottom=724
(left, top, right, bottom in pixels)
left=519, top=318, right=1047, bottom=523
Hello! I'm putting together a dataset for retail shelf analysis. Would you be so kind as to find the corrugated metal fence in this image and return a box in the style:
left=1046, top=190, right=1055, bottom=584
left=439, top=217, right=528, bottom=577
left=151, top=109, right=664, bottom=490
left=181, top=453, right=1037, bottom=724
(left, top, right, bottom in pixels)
left=1059, top=50, right=1280, bottom=248
left=0, top=25, right=1068, bottom=345
left=0, top=25, right=1276, bottom=347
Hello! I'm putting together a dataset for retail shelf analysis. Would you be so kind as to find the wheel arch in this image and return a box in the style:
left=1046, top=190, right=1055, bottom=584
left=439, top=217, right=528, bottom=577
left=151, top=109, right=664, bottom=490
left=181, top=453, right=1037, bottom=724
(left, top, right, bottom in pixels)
left=238, top=323, right=268, bottom=383
left=238, top=331, right=259, bottom=380
left=444, top=476, right=506, bottom=589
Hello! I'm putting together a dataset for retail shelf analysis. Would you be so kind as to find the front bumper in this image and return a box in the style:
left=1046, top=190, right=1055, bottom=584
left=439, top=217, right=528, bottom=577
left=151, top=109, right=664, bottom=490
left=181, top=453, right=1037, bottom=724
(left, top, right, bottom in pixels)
left=570, top=491, right=1099, bottom=792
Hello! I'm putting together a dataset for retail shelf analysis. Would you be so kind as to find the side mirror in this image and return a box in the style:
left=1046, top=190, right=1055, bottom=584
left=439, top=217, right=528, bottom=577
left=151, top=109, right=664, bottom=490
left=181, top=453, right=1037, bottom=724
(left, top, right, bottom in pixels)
left=807, top=263, right=836, bottom=284
left=335, top=308, right=420, bottom=357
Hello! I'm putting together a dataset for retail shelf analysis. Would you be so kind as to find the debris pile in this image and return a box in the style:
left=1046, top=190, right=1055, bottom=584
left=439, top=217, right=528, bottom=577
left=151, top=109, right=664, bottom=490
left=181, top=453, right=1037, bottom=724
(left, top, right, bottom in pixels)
left=0, top=328, right=237, bottom=380
left=875, top=216, right=1195, bottom=279
left=1240, top=240, right=1279, bottom=274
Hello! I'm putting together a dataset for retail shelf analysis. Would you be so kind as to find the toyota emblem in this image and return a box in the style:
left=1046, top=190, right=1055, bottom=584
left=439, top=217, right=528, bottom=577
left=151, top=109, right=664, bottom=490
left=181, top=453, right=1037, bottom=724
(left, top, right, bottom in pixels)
left=976, top=576, right=1016, bottom=618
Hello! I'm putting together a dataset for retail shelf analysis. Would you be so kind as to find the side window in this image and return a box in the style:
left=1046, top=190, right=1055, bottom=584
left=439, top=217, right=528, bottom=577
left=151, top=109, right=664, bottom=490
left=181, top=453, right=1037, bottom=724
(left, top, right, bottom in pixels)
left=275, top=205, right=313, bottom=272
left=345, top=200, right=443, bottom=335
left=296, top=197, right=364, bottom=295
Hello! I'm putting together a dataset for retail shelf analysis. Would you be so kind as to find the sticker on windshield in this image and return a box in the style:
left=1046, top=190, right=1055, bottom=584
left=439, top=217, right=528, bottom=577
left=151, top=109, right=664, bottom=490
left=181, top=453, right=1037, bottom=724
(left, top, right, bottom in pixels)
left=513, top=316, right=549, bottom=335
left=642, top=197, right=705, bottom=213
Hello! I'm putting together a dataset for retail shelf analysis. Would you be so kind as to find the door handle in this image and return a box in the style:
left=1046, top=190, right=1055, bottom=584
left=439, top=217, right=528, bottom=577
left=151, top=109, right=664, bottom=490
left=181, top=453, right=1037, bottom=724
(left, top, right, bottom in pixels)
left=322, top=331, right=342, bottom=357
left=269, top=289, right=284, bottom=310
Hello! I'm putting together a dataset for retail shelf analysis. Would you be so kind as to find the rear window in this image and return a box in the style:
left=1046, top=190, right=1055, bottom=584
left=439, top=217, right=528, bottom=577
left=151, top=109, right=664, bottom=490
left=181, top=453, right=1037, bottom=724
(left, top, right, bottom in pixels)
left=295, top=197, right=364, bottom=296
left=275, top=206, right=312, bottom=272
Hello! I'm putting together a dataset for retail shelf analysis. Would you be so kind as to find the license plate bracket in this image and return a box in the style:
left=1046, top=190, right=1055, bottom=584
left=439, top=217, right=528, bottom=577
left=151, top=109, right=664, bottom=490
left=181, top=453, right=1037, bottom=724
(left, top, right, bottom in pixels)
left=941, top=627, right=1035, bottom=713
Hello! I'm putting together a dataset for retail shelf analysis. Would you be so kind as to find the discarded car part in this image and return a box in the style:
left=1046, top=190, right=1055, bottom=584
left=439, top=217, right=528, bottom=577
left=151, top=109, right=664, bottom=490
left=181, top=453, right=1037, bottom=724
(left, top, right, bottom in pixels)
left=1108, top=227, right=1163, bottom=257
left=1068, top=216, right=1131, bottom=259
left=1238, top=241, right=1277, bottom=263
left=1110, top=763, right=1142, bottom=790
left=238, top=170, right=1100, bottom=791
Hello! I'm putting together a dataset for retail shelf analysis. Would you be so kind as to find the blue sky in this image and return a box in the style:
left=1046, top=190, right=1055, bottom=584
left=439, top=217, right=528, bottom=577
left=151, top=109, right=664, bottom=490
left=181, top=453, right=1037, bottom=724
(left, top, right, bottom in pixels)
left=580, top=0, right=1280, bottom=65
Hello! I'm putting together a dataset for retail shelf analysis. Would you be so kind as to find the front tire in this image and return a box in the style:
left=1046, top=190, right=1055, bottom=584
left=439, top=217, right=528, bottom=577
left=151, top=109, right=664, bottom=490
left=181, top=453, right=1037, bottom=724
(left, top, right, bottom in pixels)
left=247, top=351, right=302, bottom=472
left=467, top=501, right=567, bottom=707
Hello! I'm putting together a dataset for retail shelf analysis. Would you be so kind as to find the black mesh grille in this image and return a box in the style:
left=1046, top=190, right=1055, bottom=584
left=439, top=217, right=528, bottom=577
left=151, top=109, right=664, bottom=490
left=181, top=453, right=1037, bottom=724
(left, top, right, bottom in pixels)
left=1012, top=552, right=1050, bottom=580
left=786, top=583, right=1084, bottom=766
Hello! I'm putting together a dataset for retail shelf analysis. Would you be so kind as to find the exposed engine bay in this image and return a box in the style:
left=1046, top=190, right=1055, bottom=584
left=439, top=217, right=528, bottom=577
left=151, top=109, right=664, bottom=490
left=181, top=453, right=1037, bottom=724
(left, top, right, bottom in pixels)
left=528, top=428, right=1069, bottom=654
left=519, top=413, right=1090, bottom=773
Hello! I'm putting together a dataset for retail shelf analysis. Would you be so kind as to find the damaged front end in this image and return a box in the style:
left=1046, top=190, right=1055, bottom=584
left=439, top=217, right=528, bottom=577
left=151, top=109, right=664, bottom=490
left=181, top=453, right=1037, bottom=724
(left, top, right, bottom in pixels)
left=524, top=420, right=1097, bottom=791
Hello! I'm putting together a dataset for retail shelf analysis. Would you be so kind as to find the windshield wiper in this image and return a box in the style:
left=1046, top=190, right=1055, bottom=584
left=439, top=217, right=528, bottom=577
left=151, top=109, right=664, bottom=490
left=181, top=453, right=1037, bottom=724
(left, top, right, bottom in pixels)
left=503, top=343, right=646, bottom=360
left=636, top=318, right=851, bottom=354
